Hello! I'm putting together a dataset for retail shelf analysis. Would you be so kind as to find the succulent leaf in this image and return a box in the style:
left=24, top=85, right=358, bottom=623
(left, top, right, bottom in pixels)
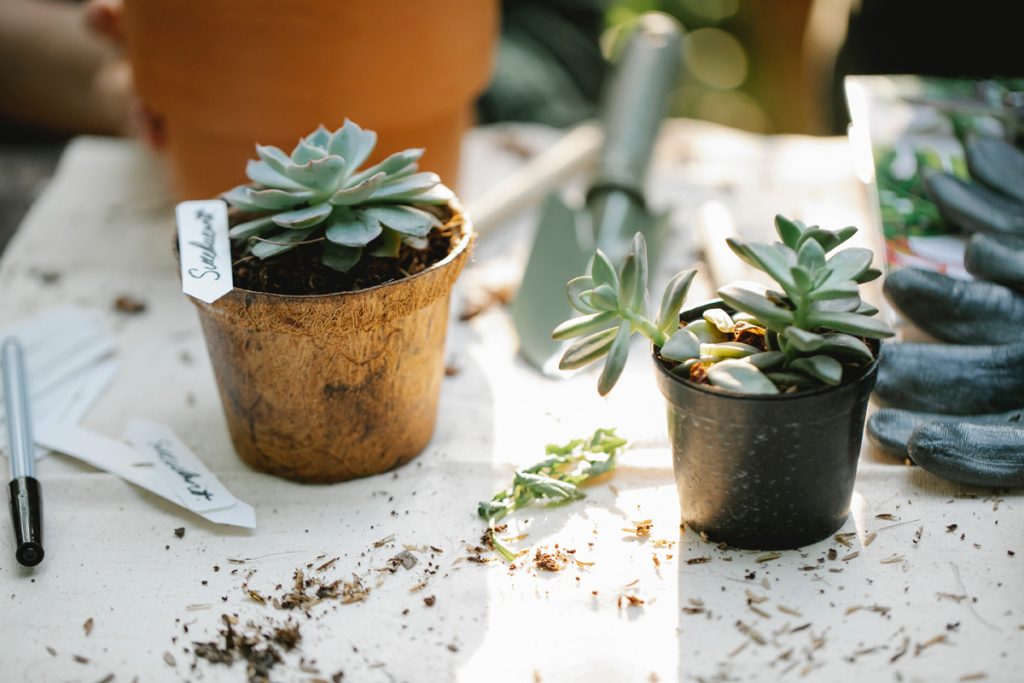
left=325, top=211, right=382, bottom=247
left=597, top=323, right=632, bottom=396
left=559, top=327, right=619, bottom=370
left=700, top=341, right=759, bottom=359
left=246, top=159, right=306, bottom=191
left=255, top=145, right=292, bottom=175
left=327, top=119, right=377, bottom=174
left=706, top=360, right=779, bottom=395
left=250, top=227, right=317, bottom=259
left=362, top=205, right=436, bottom=237
left=329, top=172, right=387, bottom=206
left=285, top=155, right=347, bottom=191
left=228, top=215, right=276, bottom=241
left=321, top=242, right=363, bottom=272
left=743, top=351, right=785, bottom=370
left=272, top=202, right=333, bottom=229
left=789, top=355, right=843, bottom=385
left=797, top=237, right=826, bottom=272
left=552, top=312, right=617, bottom=341
left=810, top=279, right=859, bottom=301
left=717, top=284, right=795, bottom=331
left=369, top=228, right=402, bottom=258
left=683, top=319, right=727, bottom=343
left=290, top=139, right=324, bottom=164
left=589, top=284, right=620, bottom=312
left=703, top=308, right=735, bottom=333
left=660, top=328, right=700, bottom=362
left=591, top=250, right=619, bottom=290
left=656, top=269, right=696, bottom=333
left=567, top=276, right=597, bottom=313
left=806, top=310, right=895, bottom=338
left=774, top=214, right=803, bottom=249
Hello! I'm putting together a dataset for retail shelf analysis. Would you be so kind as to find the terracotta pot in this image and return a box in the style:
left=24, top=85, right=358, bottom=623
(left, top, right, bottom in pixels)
left=189, top=206, right=473, bottom=483
left=122, top=0, right=498, bottom=198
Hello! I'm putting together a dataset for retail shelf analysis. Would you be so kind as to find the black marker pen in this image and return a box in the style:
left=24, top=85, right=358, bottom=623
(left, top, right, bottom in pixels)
left=2, top=338, right=43, bottom=567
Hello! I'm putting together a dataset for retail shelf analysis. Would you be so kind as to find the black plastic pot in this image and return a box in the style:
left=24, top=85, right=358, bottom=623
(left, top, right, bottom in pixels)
left=653, top=300, right=879, bottom=550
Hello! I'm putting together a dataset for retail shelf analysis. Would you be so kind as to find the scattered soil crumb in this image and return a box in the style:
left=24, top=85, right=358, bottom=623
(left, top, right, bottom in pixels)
left=834, top=532, right=856, bottom=548
left=534, top=547, right=569, bottom=572
left=373, top=534, right=395, bottom=548
left=890, top=636, right=910, bottom=663
left=114, top=295, right=147, bottom=314
left=915, top=634, right=948, bottom=656
left=72, top=654, right=89, bottom=664
left=83, top=617, right=93, bottom=636
left=174, top=527, right=185, bottom=539
left=163, top=651, right=176, bottom=666
left=624, top=520, right=653, bottom=537
left=423, top=595, right=436, bottom=607
left=45, top=646, right=56, bottom=657
left=686, top=556, right=711, bottom=565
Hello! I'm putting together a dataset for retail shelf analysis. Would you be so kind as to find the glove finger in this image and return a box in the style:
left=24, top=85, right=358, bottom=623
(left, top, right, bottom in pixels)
left=965, top=134, right=1024, bottom=204
left=908, top=422, right=1024, bottom=487
left=883, top=268, right=1024, bottom=344
left=965, top=232, right=1024, bottom=292
left=874, top=341, right=1024, bottom=414
left=924, top=171, right=1024, bottom=236
left=867, top=407, right=1024, bottom=458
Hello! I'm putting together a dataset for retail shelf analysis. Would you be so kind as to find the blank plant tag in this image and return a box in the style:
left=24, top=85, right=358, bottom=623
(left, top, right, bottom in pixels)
left=176, top=199, right=232, bottom=304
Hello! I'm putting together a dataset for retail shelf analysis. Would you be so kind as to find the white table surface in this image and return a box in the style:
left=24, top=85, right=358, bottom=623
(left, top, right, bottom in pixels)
left=0, top=122, right=1021, bottom=683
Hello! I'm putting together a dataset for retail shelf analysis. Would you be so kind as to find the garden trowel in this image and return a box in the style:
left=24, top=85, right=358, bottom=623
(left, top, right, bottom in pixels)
left=511, top=12, right=682, bottom=373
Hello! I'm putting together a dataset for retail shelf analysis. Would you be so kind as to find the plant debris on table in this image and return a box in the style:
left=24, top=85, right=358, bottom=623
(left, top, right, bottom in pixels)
left=477, top=429, right=628, bottom=560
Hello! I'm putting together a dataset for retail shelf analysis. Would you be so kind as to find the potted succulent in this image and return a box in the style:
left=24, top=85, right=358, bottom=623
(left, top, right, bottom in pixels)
left=553, top=216, right=894, bottom=549
left=184, top=120, right=474, bottom=483
left=122, top=0, right=498, bottom=198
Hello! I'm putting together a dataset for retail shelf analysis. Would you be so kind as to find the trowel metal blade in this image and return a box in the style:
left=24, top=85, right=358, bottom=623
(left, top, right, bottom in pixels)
left=511, top=193, right=594, bottom=373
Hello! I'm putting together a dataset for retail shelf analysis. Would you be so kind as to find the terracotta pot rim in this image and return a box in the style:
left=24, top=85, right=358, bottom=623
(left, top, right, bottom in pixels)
left=209, top=199, right=474, bottom=305
left=652, top=298, right=881, bottom=402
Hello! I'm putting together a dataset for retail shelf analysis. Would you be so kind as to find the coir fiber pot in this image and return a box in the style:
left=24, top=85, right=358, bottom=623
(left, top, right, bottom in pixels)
left=122, top=0, right=498, bottom=199
left=188, top=206, right=473, bottom=484
left=653, top=300, right=879, bottom=550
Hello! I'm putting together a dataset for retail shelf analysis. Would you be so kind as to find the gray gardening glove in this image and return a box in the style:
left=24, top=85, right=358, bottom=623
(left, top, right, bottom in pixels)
left=868, top=134, right=1024, bottom=486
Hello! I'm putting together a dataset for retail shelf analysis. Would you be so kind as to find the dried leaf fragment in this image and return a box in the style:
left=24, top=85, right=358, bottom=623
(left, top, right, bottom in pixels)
left=755, top=552, right=781, bottom=563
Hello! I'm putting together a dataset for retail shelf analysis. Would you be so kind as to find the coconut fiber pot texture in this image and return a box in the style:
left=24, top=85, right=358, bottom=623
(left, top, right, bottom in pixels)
left=654, top=301, right=879, bottom=549
left=191, top=220, right=474, bottom=483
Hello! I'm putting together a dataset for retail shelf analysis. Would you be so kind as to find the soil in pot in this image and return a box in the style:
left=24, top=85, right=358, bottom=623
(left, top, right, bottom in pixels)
left=653, top=300, right=880, bottom=550
left=231, top=205, right=462, bottom=296
left=191, top=204, right=472, bottom=484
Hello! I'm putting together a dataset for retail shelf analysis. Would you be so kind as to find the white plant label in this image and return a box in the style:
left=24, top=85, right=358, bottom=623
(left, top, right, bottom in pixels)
left=123, top=419, right=236, bottom=513
left=176, top=199, right=233, bottom=304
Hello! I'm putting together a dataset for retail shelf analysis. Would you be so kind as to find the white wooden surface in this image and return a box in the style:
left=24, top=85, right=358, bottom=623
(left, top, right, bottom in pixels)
left=0, top=122, right=1020, bottom=683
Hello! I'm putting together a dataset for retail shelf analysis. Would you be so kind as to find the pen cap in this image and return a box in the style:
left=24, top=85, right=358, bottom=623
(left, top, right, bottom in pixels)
left=9, top=477, right=43, bottom=567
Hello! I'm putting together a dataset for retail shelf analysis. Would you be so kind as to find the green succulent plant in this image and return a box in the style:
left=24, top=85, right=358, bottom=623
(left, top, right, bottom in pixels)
left=553, top=215, right=895, bottom=395
left=223, top=119, right=454, bottom=272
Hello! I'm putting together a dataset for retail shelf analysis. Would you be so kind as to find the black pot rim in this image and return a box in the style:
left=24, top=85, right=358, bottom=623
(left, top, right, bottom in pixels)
left=651, top=298, right=881, bottom=402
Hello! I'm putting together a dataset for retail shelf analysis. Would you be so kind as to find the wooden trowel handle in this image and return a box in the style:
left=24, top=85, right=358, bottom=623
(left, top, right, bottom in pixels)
left=591, top=12, right=682, bottom=197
